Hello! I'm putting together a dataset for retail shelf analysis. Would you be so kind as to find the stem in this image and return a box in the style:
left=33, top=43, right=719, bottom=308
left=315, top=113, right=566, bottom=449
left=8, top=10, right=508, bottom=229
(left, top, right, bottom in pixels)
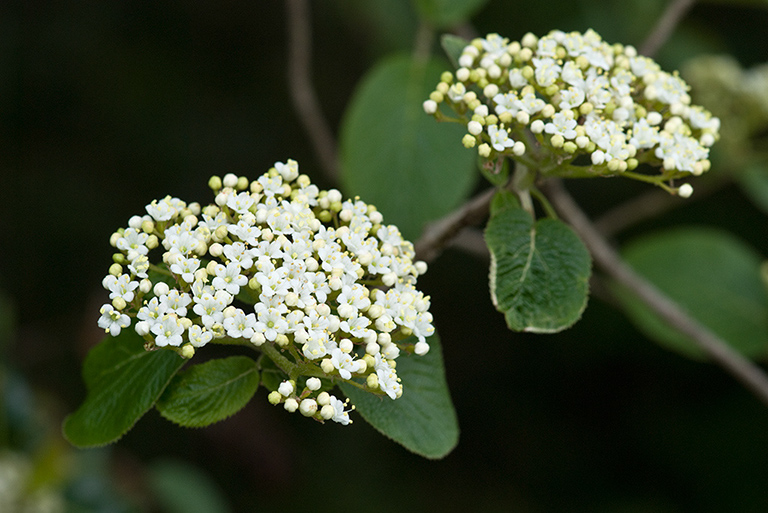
left=258, top=342, right=298, bottom=379
left=285, top=0, right=339, bottom=183
left=640, top=0, right=697, bottom=57
left=512, top=164, right=535, bottom=215
left=414, top=187, right=497, bottom=263
left=545, top=179, right=768, bottom=408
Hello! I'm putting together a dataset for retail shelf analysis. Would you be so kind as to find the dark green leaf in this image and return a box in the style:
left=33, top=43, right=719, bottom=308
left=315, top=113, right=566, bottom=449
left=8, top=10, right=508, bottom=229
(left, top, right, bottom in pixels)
left=340, top=55, right=476, bottom=241
left=485, top=200, right=591, bottom=333
left=489, top=188, right=520, bottom=215
left=339, top=333, right=458, bottom=459
left=63, top=331, right=185, bottom=447
left=738, top=162, right=768, bottom=214
left=157, top=356, right=259, bottom=428
left=618, top=227, right=768, bottom=360
left=413, top=0, right=490, bottom=28
left=440, top=34, right=469, bottom=68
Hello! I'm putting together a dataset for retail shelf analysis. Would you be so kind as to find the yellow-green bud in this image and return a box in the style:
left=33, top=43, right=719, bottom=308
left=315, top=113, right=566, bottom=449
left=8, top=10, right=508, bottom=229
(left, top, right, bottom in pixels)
left=367, top=373, right=379, bottom=389
left=208, top=175, right=222, bottom=191
left=626, top=158, right=639, bottom=171
left=112, top=253, right=126, bottom=265
left=112, top=297, right=126, bottom=310
left=563, top=141, right=578, bottom=153
left=550, top=134, right=565, bottom=148
left=236, top=176, right=249, bottom=191
left=109, top=262, right=123, bottom=275
left=181, top=344, right=195, bottom=359
left=268, top=391, right=282, bottom=405
left=440, top=71, right=453, bottom=83
left=146, top=234, right=159, bottom=249
left=462, top=134, right=477, bottom=148
left=478, top=143, right=491, bottom=158
left=579, top=102, right=594, bottom=116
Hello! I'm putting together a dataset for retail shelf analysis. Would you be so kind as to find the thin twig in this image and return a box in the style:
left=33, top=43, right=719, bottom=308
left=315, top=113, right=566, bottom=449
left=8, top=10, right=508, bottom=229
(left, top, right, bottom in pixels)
left=640, top=0, right=697, bottom=57
left=545, top=179, right=768, bottom=408
left=286, top=0, right=339, bottom=183
left=414, top=187, right=496, bottom=263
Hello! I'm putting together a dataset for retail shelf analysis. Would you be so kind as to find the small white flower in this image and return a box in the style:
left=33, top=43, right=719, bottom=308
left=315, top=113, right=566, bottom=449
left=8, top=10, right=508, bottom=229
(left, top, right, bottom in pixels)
left=151, top=315, right=185, bottom=347
left=328, top=395, right=352, bottom=425
left=487, top=124, right=515, bottom=152
left=98, top=304, right=130, bottom=336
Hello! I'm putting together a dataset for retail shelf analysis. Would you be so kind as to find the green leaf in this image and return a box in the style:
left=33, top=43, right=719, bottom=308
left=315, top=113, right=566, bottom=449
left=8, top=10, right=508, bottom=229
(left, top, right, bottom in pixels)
left=157, top=356, right=260, bottom=428
left=339, top=333, right=458, bottom=459
left=485, top=199, right=591, bottom=333
left=148, top=459, right=232, bottom=513
left=340, top=54, right=476, bottom=241
left=489, top=188, right=520, bottom=215
left=440, top=34, right=469, bottom=68
left=413, top=0, right=490, bottom=28
left=738, top=162, right=768, bottom=214
left=63, top=331, right=185, bottom=447
left=617, top=227, right=768, bottom=360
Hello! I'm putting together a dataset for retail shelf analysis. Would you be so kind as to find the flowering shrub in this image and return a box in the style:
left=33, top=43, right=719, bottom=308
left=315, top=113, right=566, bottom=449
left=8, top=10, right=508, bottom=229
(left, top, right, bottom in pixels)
left=424, top=30, right=720, bottom=196
left=65, top=160, right=448, bottom=450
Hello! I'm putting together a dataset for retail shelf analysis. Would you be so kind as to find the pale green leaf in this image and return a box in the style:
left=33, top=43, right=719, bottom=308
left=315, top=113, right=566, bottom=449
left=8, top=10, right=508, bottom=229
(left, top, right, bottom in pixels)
left=485, top=200, right=591, bottom=333
left=339, top=333, right=458, bottom=459
left=340, top=55, right=476, bottom=241
left=63, top=331, right=185, bottom=447
left=618, top=227, right=768, bottom=360
left=157, top=356, right=260, bottom=428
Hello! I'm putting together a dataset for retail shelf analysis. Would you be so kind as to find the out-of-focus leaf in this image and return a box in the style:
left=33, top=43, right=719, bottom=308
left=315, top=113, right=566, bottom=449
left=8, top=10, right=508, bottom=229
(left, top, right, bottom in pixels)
left=738, top=162, right=768, bottom=214
left=440, top=34, right=469, bottom=68
left=618, top=227, right=768, bottom=360
left=339, top=333, right=458, bottom=459
left=340, top=55, right=475, bottom=241
left=156, top=356, right=259, bottom=428
left=485, top=198, right=591, bottom=333
left=413, top=0, right=490, bottom=28
left=63, top=331, right=185, bottom=447
left=148, top=459, right=232, bottom=513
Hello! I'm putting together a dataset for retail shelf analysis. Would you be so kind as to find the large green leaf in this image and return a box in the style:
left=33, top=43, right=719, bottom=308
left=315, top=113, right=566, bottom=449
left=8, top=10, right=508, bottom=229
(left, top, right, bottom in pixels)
left=413, top=0, right=490, bottom=28
left=485, top=199, right=591, bottom=333
left=618, top=227, right=768, bottom=360
left=340, top=55, right=475, bottom=241
left=339, top=333, right=458, bottom=459
left=63, top=331, right=185, bottom=447
left=738, top=162, right=768, bottom=214
left=156, top=356, right=259, bottom=428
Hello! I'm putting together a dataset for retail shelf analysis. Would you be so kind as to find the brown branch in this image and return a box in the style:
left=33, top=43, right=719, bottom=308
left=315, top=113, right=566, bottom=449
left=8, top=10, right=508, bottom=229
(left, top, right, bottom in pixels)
left=640, top=0, right=697, bottom=57
left=286, top=0, right=339, bottom=183
left=414, top=187, right=496, bottom=263
left=545, top=179, right=768, bottom=408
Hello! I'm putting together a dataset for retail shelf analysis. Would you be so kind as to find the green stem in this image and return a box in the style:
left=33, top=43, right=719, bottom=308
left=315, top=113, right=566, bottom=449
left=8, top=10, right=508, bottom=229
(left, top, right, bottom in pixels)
left=530, top=186, right=558, bottom=219
left=512, top=164, right=535, bottom=216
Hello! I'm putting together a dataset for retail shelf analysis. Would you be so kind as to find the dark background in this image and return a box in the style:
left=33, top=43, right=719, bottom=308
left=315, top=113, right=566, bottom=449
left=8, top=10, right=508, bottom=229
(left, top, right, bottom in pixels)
left=3, top=1, right=768, bottom=511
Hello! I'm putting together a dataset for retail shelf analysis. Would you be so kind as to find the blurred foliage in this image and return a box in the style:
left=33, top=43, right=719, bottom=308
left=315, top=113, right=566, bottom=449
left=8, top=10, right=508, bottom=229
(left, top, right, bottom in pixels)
left=4, top=0, right=768, bottom=511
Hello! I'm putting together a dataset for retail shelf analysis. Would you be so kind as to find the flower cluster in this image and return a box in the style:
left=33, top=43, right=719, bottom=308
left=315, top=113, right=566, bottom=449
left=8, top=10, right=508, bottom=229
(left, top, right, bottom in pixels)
left=97, top=160, right=435, bottom=425
left=424, top=30, right=721, bottom=196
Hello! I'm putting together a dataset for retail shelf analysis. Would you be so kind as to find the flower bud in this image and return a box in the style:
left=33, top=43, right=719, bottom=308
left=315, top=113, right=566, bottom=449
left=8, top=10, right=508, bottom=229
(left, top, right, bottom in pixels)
left=284, top=398, right=299, bottom=413
left=299, top=399, right=318, bottom=417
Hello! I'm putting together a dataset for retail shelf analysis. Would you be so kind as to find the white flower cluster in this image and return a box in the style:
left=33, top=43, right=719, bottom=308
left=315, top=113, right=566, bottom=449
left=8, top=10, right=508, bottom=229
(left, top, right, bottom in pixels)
left=97, top=159, right=435, bottom=425
left=424, top=30, right=720, bottom=194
